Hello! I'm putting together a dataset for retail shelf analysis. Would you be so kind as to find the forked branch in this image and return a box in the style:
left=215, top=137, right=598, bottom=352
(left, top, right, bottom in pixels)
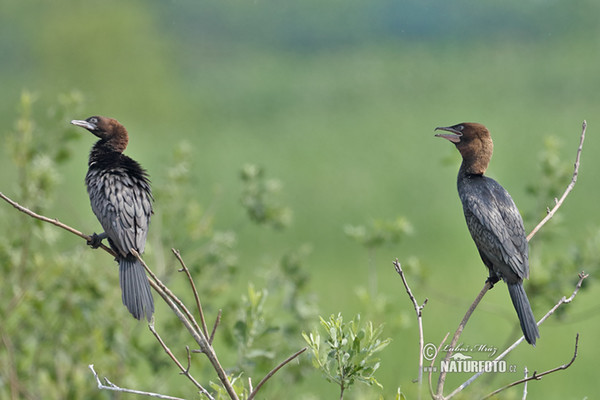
left=89, top=364, right=185, bottom=400
left=393, top=259, right=428, bottom=387
left=481, top=334, right=579, bottom=400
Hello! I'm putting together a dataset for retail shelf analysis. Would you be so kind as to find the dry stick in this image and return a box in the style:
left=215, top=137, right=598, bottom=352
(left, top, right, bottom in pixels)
left=393, top=259, right=428, bottom=387
left=522, top=367, right=528, bottom=400
left=88, top=364, right=185, bottom=400
left=0, top=192, right=116, bottom=257
left=132, top=250, right=205, bottom=341
left=445, top=271, right=588, bottom=399
left=481, top=334, right=579, bottom=400
left=148, top=322, right=215, bottom=400
left=428, top=332, right=450, bottom=400
left=138, top=250, right=214, bottom=352
left=434, top=121, right=588, bottom=399
left=210, top=310, right=222, bottom=346
left=247, top=347, right=308, bottom=400
left=172, top=248, right=210, bottom=340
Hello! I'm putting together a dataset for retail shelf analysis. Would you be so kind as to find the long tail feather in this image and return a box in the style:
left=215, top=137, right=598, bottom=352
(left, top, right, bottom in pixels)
left=119, top=256, right=154, bottom=321
left=507, top=283, right=539, bottom=346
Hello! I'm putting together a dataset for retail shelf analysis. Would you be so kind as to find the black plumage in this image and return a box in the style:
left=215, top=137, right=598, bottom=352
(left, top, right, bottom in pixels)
left=71, top=116, right=154, bottom=321
left=436, top=122, right=539, bottom=346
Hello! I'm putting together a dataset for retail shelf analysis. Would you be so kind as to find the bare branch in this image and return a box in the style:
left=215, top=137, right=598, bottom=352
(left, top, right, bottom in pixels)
left=393, top=259, right=427, bottom=388
left=172, top=248, right=210, bottom=340
left=522, top=367, right=528, bottom=400
left=210, top=309, right=222, bottom=346
left=481, top=334, right=579, bottom=400
left=88, top=364, right=185, bottom=400
left=435, top=280, right=492, bottom=397
left=247, top=347, right=307, bottom=400
left=148, top=323, right=214, bottom=400
left=0, top=192, right=116, bottom=257
left=131, top=250, right=207, bottom=345
left=428, top=332, right=449, bottom=400
left=185, top=346, right=192, bottom=374
left=527, top=120, right=587, bottom=241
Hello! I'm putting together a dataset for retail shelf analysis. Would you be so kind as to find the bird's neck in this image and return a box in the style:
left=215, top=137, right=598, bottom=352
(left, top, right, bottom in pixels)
left=458, top=149, right=491, bottom=175
left=459, top=161, right=486, bottom=178
left=88, top=140, right=124, bottom=167
left=456, top=137, right=493, bottom=175
left=87, top=141, right=149, bottom=185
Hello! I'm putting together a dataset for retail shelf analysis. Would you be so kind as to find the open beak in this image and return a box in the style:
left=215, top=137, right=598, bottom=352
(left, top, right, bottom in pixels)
left=434, top=126, right=462, bottom=143
left=70, top=119, right=96, bottom=131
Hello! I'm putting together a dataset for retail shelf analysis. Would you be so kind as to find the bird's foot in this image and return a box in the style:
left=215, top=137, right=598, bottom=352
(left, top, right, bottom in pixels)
left=87, top=232, right=108, bottom=248
left=485, top=275, right=500, bottom=288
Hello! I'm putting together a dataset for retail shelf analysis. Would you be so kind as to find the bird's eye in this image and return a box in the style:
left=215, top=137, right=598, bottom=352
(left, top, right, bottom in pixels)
left=89, top=117, right=98, bottom=124
left=456, top=125, right=464, bottom=131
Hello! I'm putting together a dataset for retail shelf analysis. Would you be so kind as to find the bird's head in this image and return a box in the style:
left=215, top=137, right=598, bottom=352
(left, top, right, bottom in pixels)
left=71, top=116, right=129, bottom=152
left=435, top=122, right=493, bottom=175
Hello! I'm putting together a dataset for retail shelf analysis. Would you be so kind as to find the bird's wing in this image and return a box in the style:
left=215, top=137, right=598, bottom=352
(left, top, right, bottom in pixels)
left=87, top=168, right=153, bottom=256
left=460, top=178, right=529, bottom=280
left=491, top=183, right=529, bottom=273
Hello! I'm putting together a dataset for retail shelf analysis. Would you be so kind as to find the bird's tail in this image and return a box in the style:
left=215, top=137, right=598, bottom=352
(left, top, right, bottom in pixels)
left=119, top=255, right=154, bottom=321
left=507, top=283, right=540, bottom=346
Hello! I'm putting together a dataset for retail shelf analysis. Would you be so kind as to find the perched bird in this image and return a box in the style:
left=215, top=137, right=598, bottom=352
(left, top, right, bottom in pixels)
left=435, top=122, right=539, bottom=346
left=71, top=116, right=154, bottom=321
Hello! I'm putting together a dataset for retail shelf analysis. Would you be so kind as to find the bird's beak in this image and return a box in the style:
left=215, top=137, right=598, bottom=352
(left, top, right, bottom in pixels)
left=70, top=119, right=96, bottom=131
left=434, top=126, right=462, bottom=143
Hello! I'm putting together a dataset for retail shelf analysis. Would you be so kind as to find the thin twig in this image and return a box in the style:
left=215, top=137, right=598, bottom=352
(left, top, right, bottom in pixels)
left=132, top=250, right=208, bottom=348
left=445, top=272, right=588, bottom=399
left=247, top=347, right=307, bottom=400
left=148, top=323, right=214, bottom=400
left=185, top=346, right=192, bottom=373
left=172, top=248, right=210, bottom=340
left=0, top=192, right=116, bottom=257
left=393, top=259, right=427, bottom=388
left=210, top=309, right=222, bottom=346
left=481, top=334, right=579, bottom=400
left=435, top=280, right=492, bottom=397
left=527, top=120, right=587, bottom=241
left=88, top=364, right=185, bottom=400
left=428, top=332, right=449, bottom=400
left=522, top=367, right=528, bottom=400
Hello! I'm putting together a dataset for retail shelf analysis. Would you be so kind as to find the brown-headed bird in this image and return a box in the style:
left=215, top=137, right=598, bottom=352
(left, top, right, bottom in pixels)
left=435, top=122, right=539, bottom=346
left=71, top=116, right=154, bottom=321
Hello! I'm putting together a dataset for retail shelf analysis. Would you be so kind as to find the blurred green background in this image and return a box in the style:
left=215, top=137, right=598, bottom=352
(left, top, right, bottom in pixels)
left=1, top=0, right=599, bottom=399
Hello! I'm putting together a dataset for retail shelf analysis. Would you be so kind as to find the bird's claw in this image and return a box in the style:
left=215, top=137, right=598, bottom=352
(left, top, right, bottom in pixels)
left=485, top=275, right=500, bottom=287
left=87, top=232, right=107, bottom=248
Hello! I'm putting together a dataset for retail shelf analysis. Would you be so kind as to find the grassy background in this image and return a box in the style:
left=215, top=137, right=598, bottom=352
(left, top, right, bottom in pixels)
left=1, top=0, right=599, bottom=398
